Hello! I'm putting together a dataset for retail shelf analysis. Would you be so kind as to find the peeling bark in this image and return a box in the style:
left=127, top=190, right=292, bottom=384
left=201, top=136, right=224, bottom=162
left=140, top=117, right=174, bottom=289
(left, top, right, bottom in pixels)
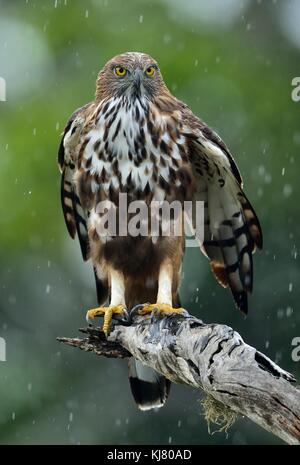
left=57, top=314, right=300, bottom=445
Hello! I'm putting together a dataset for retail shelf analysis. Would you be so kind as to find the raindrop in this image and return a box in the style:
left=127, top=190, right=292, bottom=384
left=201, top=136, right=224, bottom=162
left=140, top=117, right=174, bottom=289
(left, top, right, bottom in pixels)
left=257, top=187, right=263, bottom=197
left=139, top=15, right=143, bottom=23
left=277, top=308, right=284, bottom=319
left=163, top=34, right=171, bottom=44
left=264, top=173, right=272, bottom=184
left=288, top=283, right=293, bottom=292
left=293, top=132, right=300, bottom=145
left=46, top=284, right=51, bottom=294
left=8, top=294, right=16, bottom=305
left=283, top=184, right=292, bottom=198
left=286, top=307, right=293, bottom=317
left=275, top=350, right=282, bottom=363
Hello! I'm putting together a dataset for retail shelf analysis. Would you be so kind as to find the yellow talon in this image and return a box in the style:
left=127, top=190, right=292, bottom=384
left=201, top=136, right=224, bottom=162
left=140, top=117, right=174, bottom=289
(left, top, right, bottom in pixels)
left=86, top=305, right=125, bottom=336
left=138, top=303, right=184, bottom=316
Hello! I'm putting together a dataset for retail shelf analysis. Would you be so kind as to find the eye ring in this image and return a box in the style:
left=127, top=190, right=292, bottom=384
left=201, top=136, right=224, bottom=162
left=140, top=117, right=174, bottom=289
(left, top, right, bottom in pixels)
left=145, top=66, right=155, bottom=77
left=115, top=66, right=127, bottom=77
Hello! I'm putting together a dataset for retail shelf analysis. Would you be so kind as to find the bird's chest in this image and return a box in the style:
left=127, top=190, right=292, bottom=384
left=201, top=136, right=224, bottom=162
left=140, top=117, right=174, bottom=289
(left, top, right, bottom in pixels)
left=79, top=98, right=191, bottom=203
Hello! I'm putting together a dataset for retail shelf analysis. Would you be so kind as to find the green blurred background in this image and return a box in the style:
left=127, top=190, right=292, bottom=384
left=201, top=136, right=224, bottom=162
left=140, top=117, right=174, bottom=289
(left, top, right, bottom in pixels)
left=0, top=0, right=299, bottom=445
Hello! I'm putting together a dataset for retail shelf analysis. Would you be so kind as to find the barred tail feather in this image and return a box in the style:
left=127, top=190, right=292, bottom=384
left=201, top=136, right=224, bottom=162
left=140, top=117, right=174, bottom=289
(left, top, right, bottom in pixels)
left=128, top=359, right=171, bottom=411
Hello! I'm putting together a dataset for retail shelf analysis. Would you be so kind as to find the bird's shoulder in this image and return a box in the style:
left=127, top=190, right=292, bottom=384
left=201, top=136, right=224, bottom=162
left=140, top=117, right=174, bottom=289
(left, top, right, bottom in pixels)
left=174, top=98, right=243, bottom=186
left=58, top=101, right=96, bottom=170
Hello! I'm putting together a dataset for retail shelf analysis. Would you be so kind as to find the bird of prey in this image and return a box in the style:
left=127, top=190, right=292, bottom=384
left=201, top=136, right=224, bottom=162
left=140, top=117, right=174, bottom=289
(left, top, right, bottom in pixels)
left=58, top=52, right=262, bottom=410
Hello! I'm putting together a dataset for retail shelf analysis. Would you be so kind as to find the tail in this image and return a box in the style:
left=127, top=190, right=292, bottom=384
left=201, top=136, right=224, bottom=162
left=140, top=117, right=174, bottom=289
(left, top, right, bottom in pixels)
left=128, top=359, right=171, bottom=411
left=127, top=290, right=180, bottom=411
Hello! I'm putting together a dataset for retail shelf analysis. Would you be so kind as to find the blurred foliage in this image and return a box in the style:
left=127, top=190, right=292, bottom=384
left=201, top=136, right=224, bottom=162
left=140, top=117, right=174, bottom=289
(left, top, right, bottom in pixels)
left=0, top=0, right=299, bottom=445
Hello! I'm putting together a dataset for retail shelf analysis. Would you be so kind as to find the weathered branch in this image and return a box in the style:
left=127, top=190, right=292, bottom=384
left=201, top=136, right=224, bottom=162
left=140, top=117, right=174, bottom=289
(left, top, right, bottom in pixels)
left=57, top=313, right=300, bottom=445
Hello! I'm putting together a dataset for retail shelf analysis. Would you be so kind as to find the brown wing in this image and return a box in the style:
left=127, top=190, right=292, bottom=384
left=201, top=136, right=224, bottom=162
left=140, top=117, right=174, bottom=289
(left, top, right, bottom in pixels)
left=58, top=106, right=90, bottom=259
left=58, top=105, right=108, bottom=305
left=183, top=111, right=262, bottom=314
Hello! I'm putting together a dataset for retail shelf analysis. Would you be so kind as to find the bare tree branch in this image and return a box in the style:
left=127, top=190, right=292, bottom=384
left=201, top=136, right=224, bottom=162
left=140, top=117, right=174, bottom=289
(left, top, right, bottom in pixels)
left=57, top=313, right=300, bottom=445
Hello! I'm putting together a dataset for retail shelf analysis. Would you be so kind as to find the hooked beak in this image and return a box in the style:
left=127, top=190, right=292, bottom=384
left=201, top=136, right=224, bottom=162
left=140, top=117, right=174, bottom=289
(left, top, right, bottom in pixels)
left=133, top=69, right=143, bottom=95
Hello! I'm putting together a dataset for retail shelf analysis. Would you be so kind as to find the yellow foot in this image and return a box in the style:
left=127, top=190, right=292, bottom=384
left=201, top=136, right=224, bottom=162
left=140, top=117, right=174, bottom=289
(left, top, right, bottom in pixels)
left=138, top=303, right=185, bottom=317
left=86, top=305, right=126, bottom=336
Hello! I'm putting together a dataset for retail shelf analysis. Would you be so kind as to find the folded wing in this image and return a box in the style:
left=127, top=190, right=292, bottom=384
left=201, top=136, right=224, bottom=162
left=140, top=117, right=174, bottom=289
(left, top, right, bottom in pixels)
left=58, top=105, right=108, bottom=305
left=184, top=115, right=262, bottom=314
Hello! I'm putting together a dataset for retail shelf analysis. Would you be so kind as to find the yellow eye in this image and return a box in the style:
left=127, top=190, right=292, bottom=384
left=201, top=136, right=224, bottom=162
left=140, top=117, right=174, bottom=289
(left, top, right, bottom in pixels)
left=145, top=66, right=155, bottom=77
left=115, top=66, right=127, bottom=77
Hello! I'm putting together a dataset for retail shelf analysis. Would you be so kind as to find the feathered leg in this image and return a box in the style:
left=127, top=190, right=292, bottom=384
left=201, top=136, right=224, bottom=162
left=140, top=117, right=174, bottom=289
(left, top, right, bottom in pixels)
left=86, top=268, right=127, bottom=335
left=129, top=258, right=184, bottom=411
left=138, top=260, right=185, bottom=316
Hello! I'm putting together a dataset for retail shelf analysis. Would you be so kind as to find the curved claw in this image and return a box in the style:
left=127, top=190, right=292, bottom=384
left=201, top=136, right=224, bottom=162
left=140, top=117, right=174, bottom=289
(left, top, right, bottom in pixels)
left=114, top=308, right=130, bottom=324
left=85, top=305, right=127, bottom=335
left=180, top=309, right=190, bottom=318
left=137, top=303, right=189, bottom=320
left=130, top=303, right=147, bottom=321
left=86, top=309, right=100, bottom=326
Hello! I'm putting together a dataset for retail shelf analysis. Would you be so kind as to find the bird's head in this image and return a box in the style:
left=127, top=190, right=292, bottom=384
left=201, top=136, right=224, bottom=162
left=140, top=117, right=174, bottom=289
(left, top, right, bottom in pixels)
left=95, top=52, right=168, bottom=102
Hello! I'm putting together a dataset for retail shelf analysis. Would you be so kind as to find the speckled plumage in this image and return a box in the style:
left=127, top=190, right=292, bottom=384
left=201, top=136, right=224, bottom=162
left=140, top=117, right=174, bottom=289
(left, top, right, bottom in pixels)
left=58, top=52, right=262, bottom=410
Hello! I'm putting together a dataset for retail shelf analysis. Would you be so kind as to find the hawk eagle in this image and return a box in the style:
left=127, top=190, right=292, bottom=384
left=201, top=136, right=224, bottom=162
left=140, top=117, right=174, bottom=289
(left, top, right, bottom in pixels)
left=58, top=52, right=262, bottom=410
